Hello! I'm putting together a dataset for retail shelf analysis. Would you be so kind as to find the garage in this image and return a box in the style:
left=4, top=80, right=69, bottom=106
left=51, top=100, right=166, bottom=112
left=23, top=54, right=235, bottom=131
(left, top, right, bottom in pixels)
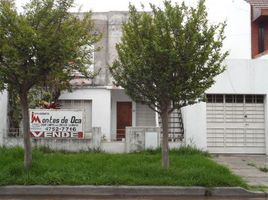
left=59, top=100, right=92, bottom=133
left=206, top=94, right=265, bottom=154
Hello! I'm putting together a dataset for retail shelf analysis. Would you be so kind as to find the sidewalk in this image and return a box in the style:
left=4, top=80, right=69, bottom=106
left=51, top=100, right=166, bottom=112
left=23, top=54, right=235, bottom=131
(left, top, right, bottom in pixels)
left=213, top=154, right=268, bottom=189
left=0, top=185, right=266, bottom=197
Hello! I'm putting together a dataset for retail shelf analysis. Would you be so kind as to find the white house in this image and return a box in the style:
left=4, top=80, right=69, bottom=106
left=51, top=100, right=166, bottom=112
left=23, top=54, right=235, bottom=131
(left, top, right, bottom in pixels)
left=59, top=11, right=158, bottom=143
left=2, top=0, right=268, bottom=154
left=60, top=0, right=268, bottom=155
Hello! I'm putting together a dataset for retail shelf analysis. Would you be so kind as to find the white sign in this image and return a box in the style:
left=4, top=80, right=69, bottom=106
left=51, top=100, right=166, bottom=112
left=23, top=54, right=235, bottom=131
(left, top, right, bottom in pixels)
left=30, top=109, right=84, bottom=139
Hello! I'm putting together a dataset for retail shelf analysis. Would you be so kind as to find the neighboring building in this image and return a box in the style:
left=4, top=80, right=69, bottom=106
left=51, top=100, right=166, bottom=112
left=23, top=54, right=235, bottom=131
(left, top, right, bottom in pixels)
left=189, top=0, right=268, bottom=154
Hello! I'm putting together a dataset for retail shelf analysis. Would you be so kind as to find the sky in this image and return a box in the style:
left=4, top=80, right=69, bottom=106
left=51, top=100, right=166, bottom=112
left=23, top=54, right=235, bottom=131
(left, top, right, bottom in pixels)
left=13, top=0, right=247, bottom=18
left=15, top=0, right=171, bottom=12
left=14, top=0, right=251, bottom=59
left=14, top=0, right=246, bottom=14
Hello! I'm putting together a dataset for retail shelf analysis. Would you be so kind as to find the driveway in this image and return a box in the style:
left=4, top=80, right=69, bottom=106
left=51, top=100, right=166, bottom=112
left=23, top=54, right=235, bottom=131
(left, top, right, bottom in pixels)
left=213, top=154, right=268, bottom=189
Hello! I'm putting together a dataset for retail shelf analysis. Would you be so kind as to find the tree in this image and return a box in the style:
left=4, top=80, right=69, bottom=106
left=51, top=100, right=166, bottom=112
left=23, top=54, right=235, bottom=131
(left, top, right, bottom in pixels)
left=0, top=0, right=101, bottom=169
left=110, top=0, right=228, bottom=170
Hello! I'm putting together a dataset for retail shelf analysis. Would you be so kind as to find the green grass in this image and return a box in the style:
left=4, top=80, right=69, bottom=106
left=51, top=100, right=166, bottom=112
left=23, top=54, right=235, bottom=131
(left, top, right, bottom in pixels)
left=258, top=166, right=268, bottom=173
left=250, top=185, right=268, bottom=192
left=0, top=147, right=247, bottom=188
left=247, top=161, right=268, bottom=173
left=247, top=162, right=256, bottom=167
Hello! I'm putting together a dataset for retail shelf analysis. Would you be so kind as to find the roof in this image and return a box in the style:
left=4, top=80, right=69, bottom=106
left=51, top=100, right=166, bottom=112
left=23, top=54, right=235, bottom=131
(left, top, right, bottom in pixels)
left=245, top=0, right=268, bottom=8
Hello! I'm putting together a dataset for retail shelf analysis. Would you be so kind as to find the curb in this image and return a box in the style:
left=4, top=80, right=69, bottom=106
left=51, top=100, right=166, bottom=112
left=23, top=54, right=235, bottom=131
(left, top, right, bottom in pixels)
left=0, top=186, right=267, bottom=197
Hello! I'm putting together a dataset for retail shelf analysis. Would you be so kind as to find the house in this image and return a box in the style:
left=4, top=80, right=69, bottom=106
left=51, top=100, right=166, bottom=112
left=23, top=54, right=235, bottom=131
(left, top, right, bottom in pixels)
left=1, top=0, right=268, bottom=154
left=203, top=0, right=268, bottom=155
left=59, top=11, right=158, bottom=143
left=59, top=0, right=268, bottom=155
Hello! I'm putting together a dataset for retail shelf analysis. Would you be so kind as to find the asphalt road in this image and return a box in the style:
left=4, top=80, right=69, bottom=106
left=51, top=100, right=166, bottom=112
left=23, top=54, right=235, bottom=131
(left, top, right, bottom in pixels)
left=0, top=196, right=266, bottom=200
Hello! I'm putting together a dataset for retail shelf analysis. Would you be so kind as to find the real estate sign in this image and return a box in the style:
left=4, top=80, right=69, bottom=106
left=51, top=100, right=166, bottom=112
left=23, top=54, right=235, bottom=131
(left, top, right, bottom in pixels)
left=30, top=109, right=84, bottom=139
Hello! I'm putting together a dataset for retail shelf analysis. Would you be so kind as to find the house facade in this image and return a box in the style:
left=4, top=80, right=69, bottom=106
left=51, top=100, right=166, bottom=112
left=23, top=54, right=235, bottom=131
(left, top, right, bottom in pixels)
left=1, top=0, right=268, bottom=154
left=59, top=11, right=157, bottom=143
left=60, top=0, right=268, bottom=154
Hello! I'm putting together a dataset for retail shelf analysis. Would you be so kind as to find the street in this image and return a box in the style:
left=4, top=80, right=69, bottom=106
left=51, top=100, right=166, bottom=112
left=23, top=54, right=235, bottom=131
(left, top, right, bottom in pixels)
left=0, top=196, right=267, bottom=200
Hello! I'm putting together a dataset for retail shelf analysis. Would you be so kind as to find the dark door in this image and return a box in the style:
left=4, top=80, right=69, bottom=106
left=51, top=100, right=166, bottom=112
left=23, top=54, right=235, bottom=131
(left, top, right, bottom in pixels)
left=117, top=102, right=132, bottom=140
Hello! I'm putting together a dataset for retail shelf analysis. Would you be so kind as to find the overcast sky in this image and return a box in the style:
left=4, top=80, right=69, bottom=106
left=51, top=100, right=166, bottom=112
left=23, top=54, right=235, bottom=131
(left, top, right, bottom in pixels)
left=14, top=0, right=251, bottom=58
left=14, top=0, right=249, bottom=29
left=14, top=0, right=244, bottom=13
left=14, top=0, right=248, bottom=21
left=15, top=0, right=176, bottom=12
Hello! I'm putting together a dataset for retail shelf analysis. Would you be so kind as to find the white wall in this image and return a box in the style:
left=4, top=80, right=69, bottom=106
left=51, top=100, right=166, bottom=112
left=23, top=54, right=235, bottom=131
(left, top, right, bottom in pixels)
left=265, top=96, right=268, bottom=155
left=59, top=88, right=112, bottom=141
left=182, top=102, right=207, bottom=150
left=183, top=59, right=268, bottom=152
left=0, top=90, right=8, bottom=146
left=206, top=0, right=251, bottom=59
left=101, top=141, right=126, bottom=153
left=208, top=59, right=268, bottom=94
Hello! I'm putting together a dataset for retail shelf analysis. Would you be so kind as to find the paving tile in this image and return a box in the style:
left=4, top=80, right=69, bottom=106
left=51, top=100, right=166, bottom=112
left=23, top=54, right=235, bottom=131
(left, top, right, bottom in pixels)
left=213, top=155, right=268, bottom=188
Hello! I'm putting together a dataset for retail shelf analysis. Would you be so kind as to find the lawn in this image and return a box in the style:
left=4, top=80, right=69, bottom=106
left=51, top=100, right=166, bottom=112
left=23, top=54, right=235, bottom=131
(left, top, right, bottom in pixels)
left=0, top=147, right=247, bottom=187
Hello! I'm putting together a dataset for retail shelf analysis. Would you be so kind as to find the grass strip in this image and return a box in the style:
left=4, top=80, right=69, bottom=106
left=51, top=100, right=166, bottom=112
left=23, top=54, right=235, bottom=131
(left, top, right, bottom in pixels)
left=0, top=146, right=247, bottom=188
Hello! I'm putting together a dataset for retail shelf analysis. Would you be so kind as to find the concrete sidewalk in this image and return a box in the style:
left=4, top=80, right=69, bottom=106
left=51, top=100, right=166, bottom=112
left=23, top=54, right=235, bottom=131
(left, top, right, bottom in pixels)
left=0, top=186, right=266, bottom=198
left=213, top=155, right=268, bottom=189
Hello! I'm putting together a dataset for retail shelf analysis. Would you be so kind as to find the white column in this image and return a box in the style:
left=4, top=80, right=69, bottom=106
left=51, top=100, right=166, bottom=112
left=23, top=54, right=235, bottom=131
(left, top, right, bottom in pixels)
left=182, top=102, right=207, bottom=150
left=0, top=90, right=8, bottom=147
left=132, top=101, right=136, bottom=127
left=264, top=95, right=268, bottom=155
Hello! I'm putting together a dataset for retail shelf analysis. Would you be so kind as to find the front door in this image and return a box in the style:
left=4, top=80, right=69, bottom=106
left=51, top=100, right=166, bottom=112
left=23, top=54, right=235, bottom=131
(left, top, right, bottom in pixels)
left=117, top=102, right=132, bottom=140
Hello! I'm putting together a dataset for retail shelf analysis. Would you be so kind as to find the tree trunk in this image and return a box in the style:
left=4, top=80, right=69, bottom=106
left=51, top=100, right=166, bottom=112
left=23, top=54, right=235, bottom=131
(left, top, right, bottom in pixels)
left=19, top=91, right=32, bottom=170
left=160, top=109, right=169, bottom=170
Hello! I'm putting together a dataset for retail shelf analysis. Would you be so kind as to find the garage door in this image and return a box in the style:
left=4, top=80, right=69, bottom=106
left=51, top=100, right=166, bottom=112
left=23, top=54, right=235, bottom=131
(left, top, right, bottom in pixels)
left=207, top=94, right=265, bottom=154
left=59, top=100, right=92, bottom=133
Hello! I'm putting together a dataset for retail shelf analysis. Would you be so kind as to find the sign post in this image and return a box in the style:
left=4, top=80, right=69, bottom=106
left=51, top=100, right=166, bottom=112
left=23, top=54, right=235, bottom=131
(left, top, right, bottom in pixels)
left=30, top=109, right=84, bottom=139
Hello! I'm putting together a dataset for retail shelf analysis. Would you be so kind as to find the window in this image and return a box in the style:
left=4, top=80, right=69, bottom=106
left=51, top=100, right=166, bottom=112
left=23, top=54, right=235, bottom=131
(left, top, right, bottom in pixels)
left=225, top=95, right=234, bottom=103
left=236, top=95, right=244, bottom=103
left=258, top=24, right=265, bottom=54
left=206, top=94, right=223, bottom=103
left=206, top=94, right=264, bottom=104
left=225, top=95, right=243, bottom=103
left=215, top=95, right=224, bottom=103
left=256, top=95, right=264, bottom=103
left=244, top=95, right=264, bottom=103
left=71, top=45, right=94, bottom=77
left=245, top=95, right=254, bottom=103
left=206, top=94, right=213, bottom=103
left=81, top=44, right=94, bottom=73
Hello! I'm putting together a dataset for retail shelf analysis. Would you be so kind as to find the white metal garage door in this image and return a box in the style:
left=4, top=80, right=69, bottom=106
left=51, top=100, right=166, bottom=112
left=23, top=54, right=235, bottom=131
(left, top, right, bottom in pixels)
left=207, top=94, right=265, bottom=154
left=59, top=100, right=92, bottom=133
